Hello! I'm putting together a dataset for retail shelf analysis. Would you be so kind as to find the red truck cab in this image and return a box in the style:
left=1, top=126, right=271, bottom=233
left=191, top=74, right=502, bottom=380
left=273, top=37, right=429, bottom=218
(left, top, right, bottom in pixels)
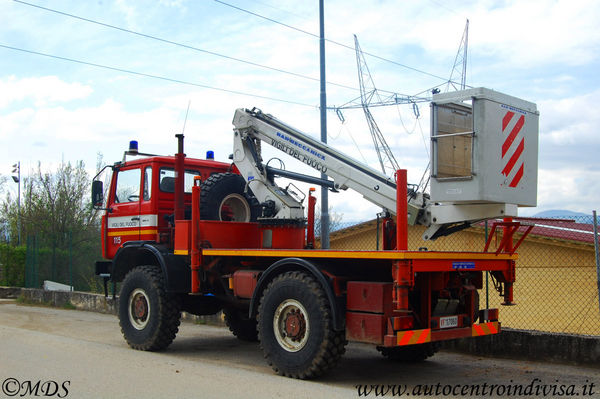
left=101, top=156, right=232, bottom=259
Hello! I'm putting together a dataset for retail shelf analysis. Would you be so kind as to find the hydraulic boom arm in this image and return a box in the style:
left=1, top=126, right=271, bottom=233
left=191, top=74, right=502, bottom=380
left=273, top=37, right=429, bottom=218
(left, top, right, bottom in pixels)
left=232, top=108, right=426, bottom=223
left=231, top=92, right=532, bottom=240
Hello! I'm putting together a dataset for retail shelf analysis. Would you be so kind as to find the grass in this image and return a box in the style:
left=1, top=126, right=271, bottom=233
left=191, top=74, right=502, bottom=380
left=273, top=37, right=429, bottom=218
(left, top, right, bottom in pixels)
left=62, top=302, right=77, bottom=310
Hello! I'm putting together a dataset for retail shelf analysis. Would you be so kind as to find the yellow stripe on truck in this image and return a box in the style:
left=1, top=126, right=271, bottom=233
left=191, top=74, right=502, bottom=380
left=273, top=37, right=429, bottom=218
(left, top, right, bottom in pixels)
left=107, top=229, right=158, bottom=237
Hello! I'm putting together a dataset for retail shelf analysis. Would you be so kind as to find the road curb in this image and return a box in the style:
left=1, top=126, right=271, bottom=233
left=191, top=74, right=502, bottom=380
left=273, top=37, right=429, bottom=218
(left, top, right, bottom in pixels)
left=0, top=286, right=21, bottom=299
left=18, top=287, right=118, bottom=314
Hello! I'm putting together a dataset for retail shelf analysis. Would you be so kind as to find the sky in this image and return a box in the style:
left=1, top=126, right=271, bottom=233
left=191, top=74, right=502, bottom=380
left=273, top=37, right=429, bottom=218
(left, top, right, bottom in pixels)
left=0, top=0, right=599, bottom=222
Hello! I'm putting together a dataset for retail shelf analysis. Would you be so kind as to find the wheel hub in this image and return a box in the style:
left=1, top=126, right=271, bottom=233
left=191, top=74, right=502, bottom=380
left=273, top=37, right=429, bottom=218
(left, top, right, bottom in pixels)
left=128, top=288, right=151, bottom=330
left=219, top=193, right=251, bottom=222
left=273, top=299, right=310, bottom=352
left=134, top=295, right=147, bottom=319
left=284, top=309, right=306, bottom=342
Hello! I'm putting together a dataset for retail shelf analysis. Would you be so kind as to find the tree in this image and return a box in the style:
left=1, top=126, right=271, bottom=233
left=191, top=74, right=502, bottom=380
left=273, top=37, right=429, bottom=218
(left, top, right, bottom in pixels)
left=314, top=206, right=344, bottom=235
left=1, top=161, right=102, bottom=290
left=0, top=175, right=8, bottom=242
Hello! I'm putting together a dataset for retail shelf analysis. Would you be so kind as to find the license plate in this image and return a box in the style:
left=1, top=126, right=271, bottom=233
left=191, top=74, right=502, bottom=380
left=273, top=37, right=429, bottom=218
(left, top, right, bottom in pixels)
left=440, top=315, right=459, bottom=329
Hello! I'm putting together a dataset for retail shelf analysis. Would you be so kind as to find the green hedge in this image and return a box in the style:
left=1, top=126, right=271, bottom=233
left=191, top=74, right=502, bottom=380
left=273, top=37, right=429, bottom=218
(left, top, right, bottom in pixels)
left=0, top=244, right=26, bottom=287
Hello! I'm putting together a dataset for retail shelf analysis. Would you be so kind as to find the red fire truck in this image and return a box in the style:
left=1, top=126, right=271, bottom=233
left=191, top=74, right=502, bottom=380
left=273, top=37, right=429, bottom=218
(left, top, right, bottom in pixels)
left=93, top=88, right=538, bottom=379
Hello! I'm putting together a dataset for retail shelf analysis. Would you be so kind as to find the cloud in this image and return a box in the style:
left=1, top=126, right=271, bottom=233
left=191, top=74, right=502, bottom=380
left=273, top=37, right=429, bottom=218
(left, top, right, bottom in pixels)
left=369, top=0, right=600, bottom=70
left=113, top=0, right=138, bottom=30
left=0, top=76, right=93, bottom=108
left=534, top=168, right=600, bottom=214
left=537, top=89, right=600, bottom=169
left=0, top=97, right=187, bottom=175
left=158, top=0, right=187, bottom=9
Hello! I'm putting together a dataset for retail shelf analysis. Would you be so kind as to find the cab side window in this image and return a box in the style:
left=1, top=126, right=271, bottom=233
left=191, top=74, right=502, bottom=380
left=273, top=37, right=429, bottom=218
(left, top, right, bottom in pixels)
left=143, top=166, right=152, bottom=201
left=115, top=168, right=141, bottom=204
left=159, top=168, right=200, bottom=193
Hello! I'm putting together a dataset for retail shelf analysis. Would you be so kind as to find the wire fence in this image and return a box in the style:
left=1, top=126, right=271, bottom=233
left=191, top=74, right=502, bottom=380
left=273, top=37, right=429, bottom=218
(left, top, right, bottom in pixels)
left=0, top=232, right=101, bottom=293
left=320, top=213, right=600, bottom=336
left=23, top=234, right=76, bottom=290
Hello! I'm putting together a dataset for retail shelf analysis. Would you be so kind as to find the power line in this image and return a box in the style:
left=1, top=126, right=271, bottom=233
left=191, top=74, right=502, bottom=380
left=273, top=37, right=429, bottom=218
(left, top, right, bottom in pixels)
left=426, top=0, right=462, bottom=16
left=13, top=0, right=465, bottom=106
left=214, top=0, right=317, bottom=39
left=0, top=43, right=317, bottom=108
left=214, top=0, right=453, bottom=83
left=14, top=0, right=453, bottom=101
left=12, top=0, right=357, bottom=92
left=250, top=0, right=311, bottom=22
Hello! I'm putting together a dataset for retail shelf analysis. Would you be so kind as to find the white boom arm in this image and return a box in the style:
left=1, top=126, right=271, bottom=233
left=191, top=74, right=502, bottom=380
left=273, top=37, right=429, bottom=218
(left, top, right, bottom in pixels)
left=231, top=107, right=518, bottom=240
left=232, top=108, right=425, bottom=220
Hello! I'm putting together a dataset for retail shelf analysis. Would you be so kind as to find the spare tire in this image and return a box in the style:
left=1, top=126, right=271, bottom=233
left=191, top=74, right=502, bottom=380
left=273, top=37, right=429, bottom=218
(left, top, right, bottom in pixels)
left=200, top=173, right=261, bottom=222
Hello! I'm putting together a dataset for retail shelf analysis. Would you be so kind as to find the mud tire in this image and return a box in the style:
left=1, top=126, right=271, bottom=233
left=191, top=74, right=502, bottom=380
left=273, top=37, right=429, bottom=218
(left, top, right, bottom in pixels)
left=257, top=271, right=347, bottom=379
left=199, top=173, right=260, bottom=222
left=118, top=265, right=181, bottom=351
left=224, top=307, right=258, bottom=342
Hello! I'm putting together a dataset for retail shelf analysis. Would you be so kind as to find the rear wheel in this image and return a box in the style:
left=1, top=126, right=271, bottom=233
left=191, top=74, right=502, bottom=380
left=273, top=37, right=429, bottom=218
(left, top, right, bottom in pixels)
left=224, top=307, right=258, bottom=342
left=118, top=265, right=181, bottom=351
left=200, top=173, right=260, bottom=222
left=257, top=271, right=346, bottom=379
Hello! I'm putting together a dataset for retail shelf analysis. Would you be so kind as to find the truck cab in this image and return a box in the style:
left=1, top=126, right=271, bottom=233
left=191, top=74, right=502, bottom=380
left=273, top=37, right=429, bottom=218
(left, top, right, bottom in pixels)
left=99, top=155, right=233, bottom=259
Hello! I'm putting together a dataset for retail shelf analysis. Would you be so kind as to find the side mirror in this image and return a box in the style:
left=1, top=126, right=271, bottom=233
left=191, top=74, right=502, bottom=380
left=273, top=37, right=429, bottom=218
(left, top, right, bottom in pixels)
left=92, top=180, right=104, bottom=207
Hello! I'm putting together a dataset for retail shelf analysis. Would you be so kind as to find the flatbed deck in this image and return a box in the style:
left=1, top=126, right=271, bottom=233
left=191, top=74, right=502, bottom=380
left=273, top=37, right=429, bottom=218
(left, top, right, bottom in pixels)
left=203, top=248, right=517, bottom=261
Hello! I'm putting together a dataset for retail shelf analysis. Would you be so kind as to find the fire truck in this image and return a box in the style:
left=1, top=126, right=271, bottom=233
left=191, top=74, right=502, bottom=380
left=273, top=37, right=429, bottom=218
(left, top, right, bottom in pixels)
left=93, top=88, right=539, bottom=379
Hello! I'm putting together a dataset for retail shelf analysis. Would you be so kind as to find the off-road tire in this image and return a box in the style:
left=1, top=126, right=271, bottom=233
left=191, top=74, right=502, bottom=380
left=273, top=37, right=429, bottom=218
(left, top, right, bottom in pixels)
left=224, top=307, right=258, bottom=342
left=377, top=342, right=439, bottom=362
left=257, top=271, right=347, bottom=379
left=200, top=173, right=260, bottom=222
left=118, top=265, right=181, bottom=351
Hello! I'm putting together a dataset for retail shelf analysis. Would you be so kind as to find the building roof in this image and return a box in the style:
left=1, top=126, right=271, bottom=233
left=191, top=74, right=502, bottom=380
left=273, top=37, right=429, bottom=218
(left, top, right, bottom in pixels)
left=330, top=217, right=598, bottom=246
left=477, top=217, right=597, bottom=245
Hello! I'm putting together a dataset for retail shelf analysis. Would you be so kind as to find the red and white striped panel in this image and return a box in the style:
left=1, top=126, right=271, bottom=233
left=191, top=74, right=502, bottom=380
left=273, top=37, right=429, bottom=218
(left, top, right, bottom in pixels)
left=501, top=110, right=526, bottom=188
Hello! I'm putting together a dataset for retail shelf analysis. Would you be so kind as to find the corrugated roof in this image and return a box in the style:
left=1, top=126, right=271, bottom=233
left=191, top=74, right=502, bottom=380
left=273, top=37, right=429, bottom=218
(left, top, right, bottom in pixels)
left=480, top=217, right=597, bottom=245
left=331, top=217, right=598, bottom=246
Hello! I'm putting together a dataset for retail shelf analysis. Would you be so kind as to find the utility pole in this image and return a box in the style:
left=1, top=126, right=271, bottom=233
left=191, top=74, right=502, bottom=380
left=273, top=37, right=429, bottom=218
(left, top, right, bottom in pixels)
left=319, top=0, right=330, bottom=248
left=593, top=210, right=599, bottom=311
left=11, top=162, right=21, bottom=246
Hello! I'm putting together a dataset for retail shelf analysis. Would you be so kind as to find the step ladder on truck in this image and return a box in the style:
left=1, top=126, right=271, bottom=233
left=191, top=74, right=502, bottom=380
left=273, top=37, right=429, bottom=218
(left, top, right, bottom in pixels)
left=92, top=87, right=539, bottom=379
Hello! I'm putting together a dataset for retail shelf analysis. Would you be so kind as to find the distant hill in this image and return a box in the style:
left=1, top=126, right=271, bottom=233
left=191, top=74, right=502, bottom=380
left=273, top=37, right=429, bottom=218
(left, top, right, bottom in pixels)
left=533, top=209, right=590, bottom=218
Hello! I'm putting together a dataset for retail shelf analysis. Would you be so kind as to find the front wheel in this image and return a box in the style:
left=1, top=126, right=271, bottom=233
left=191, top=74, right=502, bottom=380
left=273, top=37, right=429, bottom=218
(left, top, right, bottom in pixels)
left=118, top=265, right=181, bottom=351
left=257, top=271, right=347, bottom=379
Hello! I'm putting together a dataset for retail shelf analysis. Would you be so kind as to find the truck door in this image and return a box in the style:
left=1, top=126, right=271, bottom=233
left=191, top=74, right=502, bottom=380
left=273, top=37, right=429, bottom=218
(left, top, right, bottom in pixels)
left=139, top=165, right=158, bottom=242
left=107, top=166, right=142, bottom=258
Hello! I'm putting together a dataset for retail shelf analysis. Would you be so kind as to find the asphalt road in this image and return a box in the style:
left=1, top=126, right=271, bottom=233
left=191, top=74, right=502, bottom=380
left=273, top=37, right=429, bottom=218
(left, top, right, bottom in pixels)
left=1, top=299, right=599, bottom=398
